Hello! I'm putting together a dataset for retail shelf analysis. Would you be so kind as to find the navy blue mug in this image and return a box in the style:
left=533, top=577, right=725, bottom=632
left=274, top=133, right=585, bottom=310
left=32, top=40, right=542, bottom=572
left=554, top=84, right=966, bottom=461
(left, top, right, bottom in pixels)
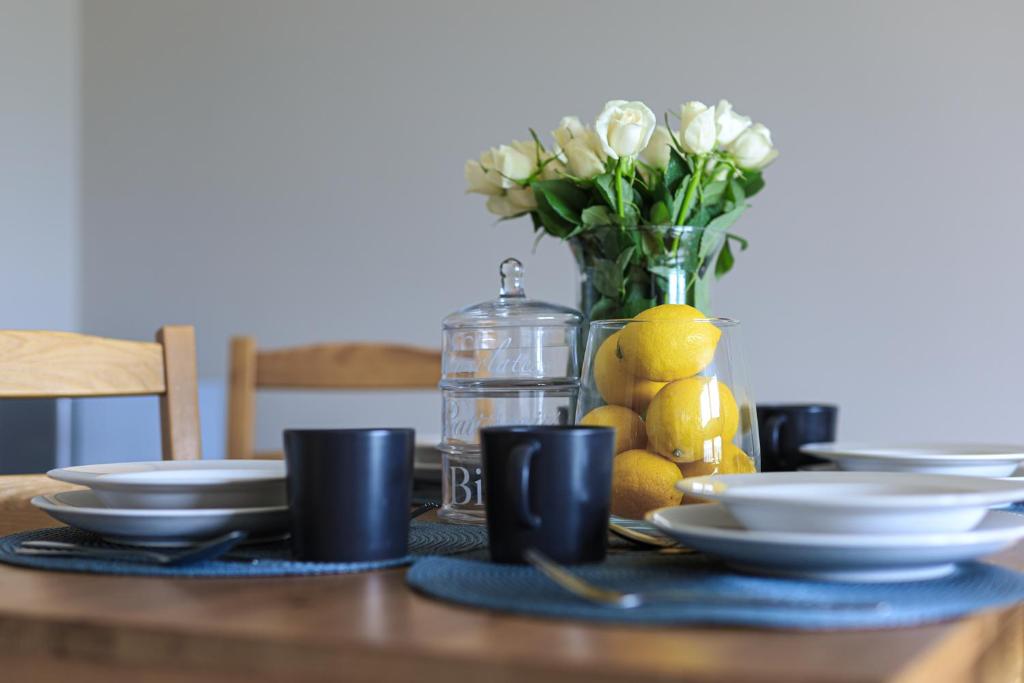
left=481, top=425, right=615, bottom=564
left=284, top=428, right=414, bottom=562
left=756, top=405, right=838, bottom=472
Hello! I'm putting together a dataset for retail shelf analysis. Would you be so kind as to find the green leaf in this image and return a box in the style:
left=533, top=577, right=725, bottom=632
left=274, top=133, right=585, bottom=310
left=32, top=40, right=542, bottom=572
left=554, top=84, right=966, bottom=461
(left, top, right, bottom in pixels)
left=726, top=232, right=749, bottom=250
left=581, top=205, right=614, bottom=227
left=701, top=180, right=727, bottom=207
left=649, top=201, right=670, bottom=225
left=594, top=173, right=617, bottom=209
left=739, top=171, right=765, bottom=197
left=689, top=206, right=712, bottom=228
left=621, top=203, right=641, bottom=227
left=532, top=179, right=590, bottom=238
left=639, top=229, right=667, bottom=259
left=706, top=203, right=747, bottom=232
left=715, top=240, right=735, bottom=278
left=533, top=197, right=573, bottom=238
left=623, top=291, right=656, bottom=318
left=615, top=246, right=636, bottom=273
left=593, top=258, right=624, bottom=298
left=698, top=204, right=747, bottom=258
left=728, top=179, right=746, bottom=205
left=670, top=175, right=690, bottom=222
left=665, top=150, right=687, bottom=192
left=589, top=296, right=620, bottom=321
left=532, top=180, right=589, bottom=224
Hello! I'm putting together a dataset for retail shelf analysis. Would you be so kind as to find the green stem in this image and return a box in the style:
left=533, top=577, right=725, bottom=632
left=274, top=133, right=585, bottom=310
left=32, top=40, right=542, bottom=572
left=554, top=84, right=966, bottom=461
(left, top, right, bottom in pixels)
left=614, top=160, right=625, bottom=220
left=671, top=154, right=706, bottom=253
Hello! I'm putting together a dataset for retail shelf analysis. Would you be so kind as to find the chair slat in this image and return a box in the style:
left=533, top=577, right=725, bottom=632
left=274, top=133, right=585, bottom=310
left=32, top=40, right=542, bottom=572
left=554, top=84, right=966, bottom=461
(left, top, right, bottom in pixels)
left=0, top=330, right=166, bottom=397
left=255, top=342, right=441, bottom=390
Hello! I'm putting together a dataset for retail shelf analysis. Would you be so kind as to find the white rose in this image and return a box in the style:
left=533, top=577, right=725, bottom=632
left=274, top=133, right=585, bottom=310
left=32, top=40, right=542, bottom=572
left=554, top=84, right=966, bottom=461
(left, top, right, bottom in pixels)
left=562, top=130, right=607, bottom=178
left=714, top=100, right=752, bottom=146
left=485, top=186, right=535, bottom=217
left=679, top=101, right=716, bottom=155
left=489, top=144, right=534, bottom=188
left=464, top=159, right=503, bottom=196
left=511, top=139, right=541, bottom=167
left=729, top=123, right=778, bottom=170
left=594, top=100, right=657, bottom=159
left=641, top=125, right=677, bottom=169
left=540, top=157, right=566, bottom=180
left=552, top=116, right=586, bottom=154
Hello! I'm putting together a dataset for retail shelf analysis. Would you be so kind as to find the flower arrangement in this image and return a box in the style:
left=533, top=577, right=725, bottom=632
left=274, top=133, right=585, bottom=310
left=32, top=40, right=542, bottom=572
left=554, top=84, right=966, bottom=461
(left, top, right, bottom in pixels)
left=465, top=99, right=777, bottom=319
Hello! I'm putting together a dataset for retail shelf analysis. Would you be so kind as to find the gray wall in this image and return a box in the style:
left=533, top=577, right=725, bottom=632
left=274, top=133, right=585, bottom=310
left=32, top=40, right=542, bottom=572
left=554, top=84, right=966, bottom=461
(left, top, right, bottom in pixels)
left=0, top=0, right=78, bottom=329
left=49, top=0, right=1024, bottom=450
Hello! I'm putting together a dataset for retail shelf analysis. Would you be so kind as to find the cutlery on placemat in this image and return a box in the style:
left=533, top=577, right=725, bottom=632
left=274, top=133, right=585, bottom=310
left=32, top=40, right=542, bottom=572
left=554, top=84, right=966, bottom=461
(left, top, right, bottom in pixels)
left=608, top=521, right=683, bottom=549
left=410, top=502, right=440, bottom=520
left=523, top=549, right=889, bottom=612
left=17, top=530, right=248, bottom=566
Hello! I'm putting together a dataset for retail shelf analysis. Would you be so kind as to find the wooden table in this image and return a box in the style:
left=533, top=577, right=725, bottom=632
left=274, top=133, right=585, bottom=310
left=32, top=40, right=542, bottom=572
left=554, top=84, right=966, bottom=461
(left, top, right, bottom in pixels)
left=0, top=475, right=1020, bottom=683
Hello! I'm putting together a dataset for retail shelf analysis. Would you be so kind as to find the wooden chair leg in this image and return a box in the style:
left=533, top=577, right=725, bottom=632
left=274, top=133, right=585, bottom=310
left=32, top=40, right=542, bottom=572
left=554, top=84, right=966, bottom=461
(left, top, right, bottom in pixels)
left=226, top=336, right=257, bottom=459
left=156, top=325, right=202, bottom=461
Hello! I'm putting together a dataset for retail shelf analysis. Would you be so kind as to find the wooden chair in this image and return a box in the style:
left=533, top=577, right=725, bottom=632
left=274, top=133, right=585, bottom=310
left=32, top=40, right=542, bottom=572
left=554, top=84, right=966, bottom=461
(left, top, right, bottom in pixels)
left=226, top=337, right=441, bottom=459
left=0, top=326, right=202, bottom=461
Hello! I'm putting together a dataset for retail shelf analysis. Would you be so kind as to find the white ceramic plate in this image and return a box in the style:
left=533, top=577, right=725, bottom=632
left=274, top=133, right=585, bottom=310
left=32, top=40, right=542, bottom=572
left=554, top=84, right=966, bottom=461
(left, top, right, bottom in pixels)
left=800, top=442, right=1024, bottom=478
left=676, top=472, right=1024, bottom=535
left=47, top=460, right=286, bottom=509
left=648, top=504, right=1024, bottom=582
left=32, top=489, right=289, bottom=547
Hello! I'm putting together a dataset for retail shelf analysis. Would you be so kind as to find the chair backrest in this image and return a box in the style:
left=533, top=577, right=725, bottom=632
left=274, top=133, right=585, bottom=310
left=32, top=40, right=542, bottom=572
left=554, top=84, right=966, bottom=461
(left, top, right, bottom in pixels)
left=226, top=336, right=441, bottom=459
left=0, top=326, right=202, bottom=461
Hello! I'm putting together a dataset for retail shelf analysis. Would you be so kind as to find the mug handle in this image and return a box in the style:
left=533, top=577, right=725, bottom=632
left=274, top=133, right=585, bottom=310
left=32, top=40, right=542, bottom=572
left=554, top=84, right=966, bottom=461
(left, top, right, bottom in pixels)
left=509, top=441, right=541, bottom=529
left=764, top=413, right=788, bottom=458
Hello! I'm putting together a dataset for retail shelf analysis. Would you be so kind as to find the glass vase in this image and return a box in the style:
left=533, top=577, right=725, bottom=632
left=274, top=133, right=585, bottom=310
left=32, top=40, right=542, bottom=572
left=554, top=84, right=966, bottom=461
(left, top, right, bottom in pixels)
left=576, top=317, right=760, bottom=519
left=570, top=225, right=726, bottom=322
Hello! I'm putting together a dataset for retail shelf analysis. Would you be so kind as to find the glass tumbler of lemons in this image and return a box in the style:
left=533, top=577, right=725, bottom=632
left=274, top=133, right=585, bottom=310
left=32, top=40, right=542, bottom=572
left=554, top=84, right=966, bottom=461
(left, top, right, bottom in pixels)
left=575, top=305, right=760, bottom=519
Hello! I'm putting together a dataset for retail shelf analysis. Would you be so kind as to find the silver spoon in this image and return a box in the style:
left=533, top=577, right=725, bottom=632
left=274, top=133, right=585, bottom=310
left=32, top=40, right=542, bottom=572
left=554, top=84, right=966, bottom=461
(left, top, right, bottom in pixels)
left=608, top=522, right=682, bottom=549
left=523, top=549, right=890, bottom=612
left=17, top=530, right=248, bottom=567
left=410, top=502, right=440, bottom=519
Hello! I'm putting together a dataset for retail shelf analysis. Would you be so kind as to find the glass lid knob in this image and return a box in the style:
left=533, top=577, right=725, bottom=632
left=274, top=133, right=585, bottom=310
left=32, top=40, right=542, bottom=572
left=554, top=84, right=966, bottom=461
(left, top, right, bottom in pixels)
left=499, top=257, right=525, bottom=298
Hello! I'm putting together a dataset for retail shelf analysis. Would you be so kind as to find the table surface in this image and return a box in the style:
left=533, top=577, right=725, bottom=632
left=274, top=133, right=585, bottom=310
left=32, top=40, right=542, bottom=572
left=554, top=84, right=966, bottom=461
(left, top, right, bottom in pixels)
left=0, top=474, right=1021, bottom=683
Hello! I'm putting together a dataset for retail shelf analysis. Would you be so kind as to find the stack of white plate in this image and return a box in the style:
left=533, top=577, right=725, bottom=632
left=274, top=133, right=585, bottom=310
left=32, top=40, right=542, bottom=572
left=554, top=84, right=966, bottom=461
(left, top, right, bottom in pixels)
left=36, top=460, right=289, bottom=547
left=648, top=472, right=1024, bottom=582
left=800, top=442, right=1024, bottom=478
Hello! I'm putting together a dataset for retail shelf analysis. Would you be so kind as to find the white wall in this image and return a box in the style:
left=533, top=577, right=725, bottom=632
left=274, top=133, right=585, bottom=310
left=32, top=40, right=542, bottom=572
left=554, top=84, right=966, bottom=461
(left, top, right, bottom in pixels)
left=0, top=0, right=78, bottom=330
left=76, top=0, right=1024, bottom=449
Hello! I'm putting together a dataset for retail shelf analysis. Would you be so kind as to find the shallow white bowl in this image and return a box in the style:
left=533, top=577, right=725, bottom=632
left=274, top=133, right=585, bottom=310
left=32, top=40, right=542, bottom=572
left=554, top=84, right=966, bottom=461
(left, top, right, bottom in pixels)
left=800, top=442, right=1024, bottom=478
left=647, top=504, right=1024, bottom=582
left=32, top=489, right=289, bottom=547
left=676, top=471, right=1024, bottom=535
left=48, top=460, right=286, bottom=509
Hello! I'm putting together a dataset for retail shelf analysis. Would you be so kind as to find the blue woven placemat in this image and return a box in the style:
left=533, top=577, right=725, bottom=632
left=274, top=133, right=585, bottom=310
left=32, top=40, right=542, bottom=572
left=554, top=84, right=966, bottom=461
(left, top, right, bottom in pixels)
left=407, top=550, right=1024, bottom=630
left=0, top=521, right=488, bottom=578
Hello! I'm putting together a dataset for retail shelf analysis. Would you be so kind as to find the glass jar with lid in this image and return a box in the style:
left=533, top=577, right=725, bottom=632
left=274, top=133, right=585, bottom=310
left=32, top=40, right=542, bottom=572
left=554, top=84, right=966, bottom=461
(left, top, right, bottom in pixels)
left=439, top=258, right=582, bottom=524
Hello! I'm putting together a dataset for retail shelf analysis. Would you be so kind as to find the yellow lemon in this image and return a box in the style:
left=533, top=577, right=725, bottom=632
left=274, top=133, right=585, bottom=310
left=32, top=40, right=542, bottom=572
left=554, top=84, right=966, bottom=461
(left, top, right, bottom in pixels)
left=678, top=444, right=757, bottom=477
left=580, top=405, right=646, bottom=454
left=611, top=449, right=682, bottom=520
left=617, top=304, right=721, bottom=381
left=592, top=331, right=668, bottom=413
left=646, top=377, right=739, bottom=463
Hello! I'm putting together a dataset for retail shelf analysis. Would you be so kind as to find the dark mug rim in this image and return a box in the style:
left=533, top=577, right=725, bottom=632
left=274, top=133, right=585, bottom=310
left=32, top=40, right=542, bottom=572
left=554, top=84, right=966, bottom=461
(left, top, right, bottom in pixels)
left=481, top=425, right=614, bottom=436
left=757, top=404, right=837, bottom=413
left=283, top=427, right=415, bottom=437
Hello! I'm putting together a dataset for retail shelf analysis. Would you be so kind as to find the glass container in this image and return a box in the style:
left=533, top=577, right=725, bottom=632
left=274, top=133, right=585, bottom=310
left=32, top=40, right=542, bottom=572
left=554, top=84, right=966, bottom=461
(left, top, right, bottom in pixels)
left=575, top=317, right=759, bottom=519
left=439, top=258, right=582, bottom=524
left=570, top=224, right=726, bottom=321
